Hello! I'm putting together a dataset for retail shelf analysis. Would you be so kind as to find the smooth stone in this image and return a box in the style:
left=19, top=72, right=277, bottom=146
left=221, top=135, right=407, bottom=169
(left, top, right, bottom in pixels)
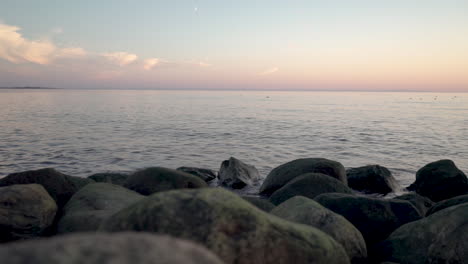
left=315, top=193, right=421, bottom=247
left=347, top=165, right=399, bottom=194
left=88, top=172, right=129, bottom=186
left=0, top=184, right=57, bottom=242
left=241, top=196, right=275, bottom=212
left=0, top=232, right=224, bottom=264
left=67, top=175, right=95, bottom=190
left=177, top=167, right=217, bottom=182
left=269, top=173, right=354, bottom=205
left=218, top=157, right=261, bottom=189
left=393, top=193, right=434, bottom=216
left=375, top=203, right=468, bottom=264
left=57, top=183, right=144, bottom=234
left=260, top=158, right=347, bottom=195
left=425, top=194, right=468, bottom=216
left=271, top=196, right=367, bottom=264
left=124, top=167, right=208, bottom=195
left=100, top=188, right=350, bottom=264
left=407, top=159, right=468, bottom=202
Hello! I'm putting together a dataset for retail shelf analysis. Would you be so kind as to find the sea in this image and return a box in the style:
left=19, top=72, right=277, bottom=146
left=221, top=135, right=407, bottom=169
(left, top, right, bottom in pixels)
left=0, top=89, right=467, bottom=194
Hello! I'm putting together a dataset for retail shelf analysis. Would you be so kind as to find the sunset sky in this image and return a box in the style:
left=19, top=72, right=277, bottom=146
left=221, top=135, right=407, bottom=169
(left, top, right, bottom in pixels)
left=1, top=0, right=467, bottom=91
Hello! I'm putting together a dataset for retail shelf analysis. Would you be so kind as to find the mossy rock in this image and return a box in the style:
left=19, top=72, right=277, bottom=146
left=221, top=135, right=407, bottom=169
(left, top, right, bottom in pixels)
left=0, top=232, right=224, bottom=264
left=269, top=173, right=353, bottom=205
left=100, top=188, right=350, bottom=264
left=124, top=167, right=208, bottom=195
left=241, top=196, right=275, bottom=212
left=57, top=183, right=144, bottom=234
left=271, top=196, right=367, bottom=264
left=260, top=158, right=347, bottom=195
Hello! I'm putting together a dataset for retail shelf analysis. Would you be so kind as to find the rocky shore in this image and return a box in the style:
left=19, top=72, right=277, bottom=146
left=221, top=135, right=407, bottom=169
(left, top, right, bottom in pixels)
left=0, top=158, right=467, bottom=264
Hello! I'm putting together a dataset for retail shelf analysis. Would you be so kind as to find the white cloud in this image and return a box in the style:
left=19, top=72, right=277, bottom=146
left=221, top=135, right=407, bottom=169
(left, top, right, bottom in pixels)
left=55, top=47, right=87, bottom=58
left=0, top=23, right=56, bottom=64
left=198, top=61, right=212, bottom=67
left=259, top=67, right=279, bottom=76
left=143, top=58, right=160, bottom=70
left=52, top=27, right=63, bottom=34
left=102, top=52, right=138, bottom=66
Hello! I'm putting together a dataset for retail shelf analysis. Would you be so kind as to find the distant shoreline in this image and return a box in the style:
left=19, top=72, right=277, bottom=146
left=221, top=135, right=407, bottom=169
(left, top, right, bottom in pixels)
left=0, top=87, right=61, bottom=90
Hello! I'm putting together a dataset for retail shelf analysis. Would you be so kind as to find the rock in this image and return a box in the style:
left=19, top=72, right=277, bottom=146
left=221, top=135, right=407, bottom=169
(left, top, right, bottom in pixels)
left=0, top=232, right=224, bottom=264
left=271, top=196, right=367, bottom=264
left=0, top=168, right=78, bottom=209
left=177, top=167, right=217, bottom=182
left=315, top=193, right=421, bottom=247
left=269, top=173, right=353, bottom=205
left=88, top=172, right=129, bottom=186
left=260, top=158, right=347, bottom=195
left=67, top=175, right=95, bottom=190
left=375, top=203, right=468, bottom=264
left=57, top=183, right=144, bottom=234
left=425, top=194, right=468, bottom=216
left=393, top=193, right=433, bottom=216
left=218, top=157, right=261, bottom=189
left=407, top=159, right=468, bottom=202
left=124, top=167, right=208, bottom=195
left=100, top=188, right=350, bottom=264
left=0, top=184, right=57, bottom=242
left=347, top=165, right=399, bottom=194
left=241, top=196, right=275, bottom=212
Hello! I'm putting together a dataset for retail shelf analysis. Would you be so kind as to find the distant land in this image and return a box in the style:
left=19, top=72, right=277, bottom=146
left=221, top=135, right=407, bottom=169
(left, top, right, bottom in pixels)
left=0, top=86, right=61, bottom=89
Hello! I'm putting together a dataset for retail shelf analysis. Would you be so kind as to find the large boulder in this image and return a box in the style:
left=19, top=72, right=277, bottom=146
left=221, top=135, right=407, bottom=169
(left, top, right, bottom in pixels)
left=260, top=158, right=347, bottom=195
left=57, top=183, right=144, bottom=233
left=393, top=192, right=434, bottom=216
left=315, top=193, right=421, bottom=247
left=88, top=172, right=129, bottom=186
left=0, top=168, right=78, bottom=209
left=0, top=232, right=224, bottom=264
left=0, top=184, right=57, bottom=242
left=375, top=203, right=468, bottom=264
left=218, top=157, right=261, bottom=189
left=269, top=173, right=353, bottom=205
left=241, top=196, right=275, bottom=212
left=177, top=167, right=217, bottom=182
left=407, top=159, right=468, bottom=202
left=100, top=188, right=350, bottom=264
left=346, top=165, right=399, bottom=194
left=124, top=167, right=208, bottom=195
left=67, top=175, right=95, bottom=190
left=425, top=194, right=468, bottom=216
left=271, top=196, right=367, bottom=264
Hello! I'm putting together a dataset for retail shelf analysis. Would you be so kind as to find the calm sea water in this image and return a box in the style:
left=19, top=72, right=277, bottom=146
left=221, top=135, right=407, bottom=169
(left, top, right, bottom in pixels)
left=0, top=89, right=467, bottom=191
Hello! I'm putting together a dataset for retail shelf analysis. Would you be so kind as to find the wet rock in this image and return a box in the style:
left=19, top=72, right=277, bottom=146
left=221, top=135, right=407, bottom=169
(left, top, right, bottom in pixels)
left=393, top=193, right=433, bottom=216
left=0, top=168, right=78, bottom=209
left=67, top=175, right=95, bottom=190
left=271, top=196, right=367, bottom=264
left=124, top=167, right=208, bottom=195
left=177, top=167, right=217, bottom=182
left=425, top=194, right=468, bottom=216
left=57, top=183, right=144, bottom=233
left=269, top=173, right=353, bottom=205
left=88, top=172, right=129, bottom=186
left=0, top=232, right=224, bottom=264
left=0, top=184, right=57, bottom=242
left=375, top=203, right=468, bottom=264
left=100, top=188, right=350, bottom=264
left=260, top=158, right=347, bottom=195
left=241, top=196, right=275, bottom=212
left=218, top=157, right=261, bottom=189
left=315, top=193, right=421, bottom=247
left=407, top=159, right=468, bottom=202
left=347, top=165, right=399, bottom=194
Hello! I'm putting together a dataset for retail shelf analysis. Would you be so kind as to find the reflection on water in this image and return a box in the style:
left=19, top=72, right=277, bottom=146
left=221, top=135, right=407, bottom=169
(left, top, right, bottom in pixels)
left=0, top=89, right=467, bottom=188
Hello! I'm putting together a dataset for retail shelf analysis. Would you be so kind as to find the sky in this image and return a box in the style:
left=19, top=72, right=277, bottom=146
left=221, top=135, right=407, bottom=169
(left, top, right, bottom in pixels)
left=0, top=0, right=467, bottom=91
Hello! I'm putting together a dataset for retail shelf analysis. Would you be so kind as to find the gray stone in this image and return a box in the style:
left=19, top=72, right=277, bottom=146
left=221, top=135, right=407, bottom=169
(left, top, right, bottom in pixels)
left=271, top=196, right=367, bottom=264
left=393, top=192, right=434, bottom=216
left=100, top=188, right=350, bottom=264
left=88, top=172, right=128, bottom=186
left=241, top=196, right=275, bottom=212
left=177, top=167, right=217, bottom=182
left=218, top=157, right=261, bottom=189
left=347, top=165, right=399, bottom=194
left=425, top=194, right=468, bottom=216
left=269, top=173, right=353, bottom=205
left=260, top=158, right=347, bottom=195
left=0, top=184, right=57, bottom=242
left=57, top=183, right=144, bottom=233
left=0, top=232, right=224, bottom=264
left=124, top=167, right=208, bottom=195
